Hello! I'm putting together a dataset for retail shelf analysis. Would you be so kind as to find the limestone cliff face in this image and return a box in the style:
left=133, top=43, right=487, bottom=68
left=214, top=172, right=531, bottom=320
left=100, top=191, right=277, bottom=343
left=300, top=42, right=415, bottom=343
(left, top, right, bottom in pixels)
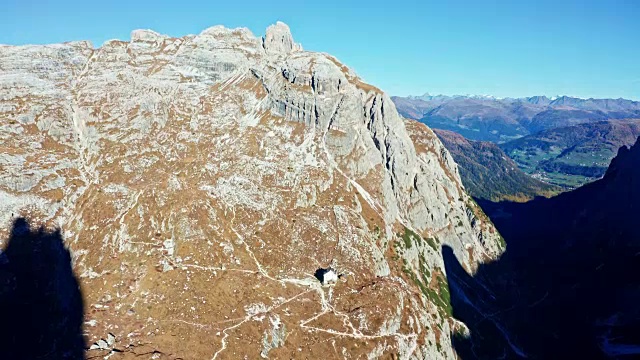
left=0, top=23, right=503, bottom=358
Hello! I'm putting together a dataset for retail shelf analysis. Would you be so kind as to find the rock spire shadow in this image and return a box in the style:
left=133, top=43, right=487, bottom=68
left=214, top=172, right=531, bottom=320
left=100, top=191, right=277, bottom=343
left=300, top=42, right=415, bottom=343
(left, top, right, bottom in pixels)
left=0, top=217, right=85, bottom=360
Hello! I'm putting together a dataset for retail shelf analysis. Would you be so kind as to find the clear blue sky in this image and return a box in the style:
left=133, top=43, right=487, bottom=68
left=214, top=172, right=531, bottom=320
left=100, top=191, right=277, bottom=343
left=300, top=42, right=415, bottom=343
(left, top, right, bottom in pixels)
left=2, top=0, right=639, bottom=100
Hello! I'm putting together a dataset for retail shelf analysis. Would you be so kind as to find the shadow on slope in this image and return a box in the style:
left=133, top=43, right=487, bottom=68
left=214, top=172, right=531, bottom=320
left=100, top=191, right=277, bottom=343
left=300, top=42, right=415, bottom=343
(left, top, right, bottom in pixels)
left=0, top=218, right=85, bottom=360
left=445, top=138, right=640, bottom=359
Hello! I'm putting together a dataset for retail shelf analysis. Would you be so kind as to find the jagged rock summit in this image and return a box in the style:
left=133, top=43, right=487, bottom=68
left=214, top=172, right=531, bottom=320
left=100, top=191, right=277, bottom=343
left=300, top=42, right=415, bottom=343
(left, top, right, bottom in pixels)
left=605, top=136, right=640, bottom=178
left=263, top=21, right=302, bottom=54
left=0, top=23, right=503, bottom=358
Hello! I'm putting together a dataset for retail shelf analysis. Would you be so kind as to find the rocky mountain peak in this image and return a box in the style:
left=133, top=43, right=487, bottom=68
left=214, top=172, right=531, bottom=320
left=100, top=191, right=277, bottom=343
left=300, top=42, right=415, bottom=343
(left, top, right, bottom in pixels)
left=0, top=22, right=503, bottom=358
left=263, top=21, right=301, bottom=54
left=130, top=29, right=165, bottom=43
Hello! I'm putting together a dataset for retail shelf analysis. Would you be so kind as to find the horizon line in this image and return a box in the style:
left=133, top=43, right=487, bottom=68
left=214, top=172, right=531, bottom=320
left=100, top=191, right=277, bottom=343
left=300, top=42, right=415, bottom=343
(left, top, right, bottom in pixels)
left=394, top=93, right=640, bottom=102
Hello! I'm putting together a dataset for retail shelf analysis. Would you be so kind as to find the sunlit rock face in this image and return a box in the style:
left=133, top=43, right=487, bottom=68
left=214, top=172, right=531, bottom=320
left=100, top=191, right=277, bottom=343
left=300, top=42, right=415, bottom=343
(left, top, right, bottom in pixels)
left=0, top=23, right=503, bottom=358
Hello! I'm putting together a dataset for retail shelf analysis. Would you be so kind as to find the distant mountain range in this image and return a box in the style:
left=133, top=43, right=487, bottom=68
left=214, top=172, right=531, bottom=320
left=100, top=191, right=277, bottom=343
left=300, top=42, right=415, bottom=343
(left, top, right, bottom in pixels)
left=500, top=119, right=640, bottom=188
left=393, top=94, right=640, bottom=142
left=447, top=137, right=640, bottom=359
left=433, top=129, right=560, bottom=201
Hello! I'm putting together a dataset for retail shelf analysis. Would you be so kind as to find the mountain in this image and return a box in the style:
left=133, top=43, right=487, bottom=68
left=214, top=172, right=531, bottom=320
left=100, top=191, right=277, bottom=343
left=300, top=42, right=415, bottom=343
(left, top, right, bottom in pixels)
left=500, top=119, right=640, bottom=188
left=445, top=137, right=640, bottom=359
left=391, top=95, right=640, bottom=142
left=0, top=23, right=504, bottom=358
left=431, top=129, right=560, bottom=201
